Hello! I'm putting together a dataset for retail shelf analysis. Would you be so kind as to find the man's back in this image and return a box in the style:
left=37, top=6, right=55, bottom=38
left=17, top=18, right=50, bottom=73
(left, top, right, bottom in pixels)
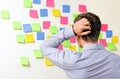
left=64, top=44, right=120, bottom=79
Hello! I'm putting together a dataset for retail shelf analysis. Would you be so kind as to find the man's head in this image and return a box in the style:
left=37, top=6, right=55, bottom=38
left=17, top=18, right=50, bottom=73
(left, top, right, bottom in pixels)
left=74, top=12, right=101, bottom=47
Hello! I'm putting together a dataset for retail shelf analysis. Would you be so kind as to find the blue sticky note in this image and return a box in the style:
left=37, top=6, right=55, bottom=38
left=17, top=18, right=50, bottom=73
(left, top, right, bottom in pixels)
left=59, top=28, right=65, bottom=31
left=23, top=24, right=32, bottom=33
left=37, top=32, right=45, bottom=40
left=33, top=0, right=41, bottom=4
left=106, top=30, right=112, bottom=38
left=40, top=9, right=48, bottom=17
left=62, top=5, right=70, bottom=13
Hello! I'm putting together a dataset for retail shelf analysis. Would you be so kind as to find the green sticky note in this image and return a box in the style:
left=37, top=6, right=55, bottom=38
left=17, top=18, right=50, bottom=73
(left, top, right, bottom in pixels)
left=13, top=21, right=22, bottom=30
left=23, top=0, right=32, bottom=8
left=73, top=13, right=79, bottom=20
left=63, top=40, right=71, bottom=47
left=32, top=23, right=41, bottom=32
left=20, top=57, right=30, bottom=66
left=1, top=10, right=10, bottom=19
left=34, top=50, right=43, bottom=59
left=78, top=46, right=83, bottom=52
left=49, top=26, right=58, bottom=34
left=16, top=34, right=25, bottom=44
left=98, top=32, right=102, bottom=39
left=107, top=43, right=116, bottom=51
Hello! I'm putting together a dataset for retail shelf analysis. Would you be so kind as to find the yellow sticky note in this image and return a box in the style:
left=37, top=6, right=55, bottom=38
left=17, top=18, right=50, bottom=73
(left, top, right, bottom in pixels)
left=25, top=34, right=34, bottom=43
left=44, top=58, right=54, bottom=66
left=52, top=8, right=60, bottom=17
left=69, top=45, right=76, bottom=51
left=112, top=36, right=119, bottom=44
left=46, top=35, right=51, bottom=39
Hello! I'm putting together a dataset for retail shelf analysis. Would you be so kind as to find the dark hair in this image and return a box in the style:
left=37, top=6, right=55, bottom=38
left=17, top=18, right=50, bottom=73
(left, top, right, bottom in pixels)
left=74, top=12, right=101, bottom=42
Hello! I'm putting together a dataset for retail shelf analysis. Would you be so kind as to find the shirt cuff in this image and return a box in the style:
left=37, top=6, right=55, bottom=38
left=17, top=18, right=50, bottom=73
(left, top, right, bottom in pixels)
left=64, top=27, right=76, bottom=39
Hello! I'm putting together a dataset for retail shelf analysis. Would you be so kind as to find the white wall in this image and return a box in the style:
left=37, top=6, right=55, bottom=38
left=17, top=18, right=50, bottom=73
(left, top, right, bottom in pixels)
left=0, top=0, right=120, bottom=79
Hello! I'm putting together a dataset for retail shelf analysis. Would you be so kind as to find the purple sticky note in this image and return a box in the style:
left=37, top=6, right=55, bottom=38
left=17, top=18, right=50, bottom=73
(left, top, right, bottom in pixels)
left=29, top=9, right=38, bottom=18
left=58, top=44, right=63, bottom=50
left=70, top=36, right=76, bottom=43
left=99, top=39, right=107, bottom=47
left=101, top=24, right=108, bottom=31
left=43, top=21, right=50, bottom=29
left=60, top=16, right=68, bottom=25
left=79, top=4, right=87, bottom=12
left=46, top=0, right=54, bottom=7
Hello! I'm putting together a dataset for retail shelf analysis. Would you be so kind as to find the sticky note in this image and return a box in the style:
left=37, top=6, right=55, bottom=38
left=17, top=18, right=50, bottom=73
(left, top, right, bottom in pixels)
left=101, top=24, right=108, bottom=31
left=34, top=50, right=43, bottom=59
left=23, top=24, right=32, bottom=33
left=33, top=0, right=41, bottom=4
left=40, top=9, right=48, bottom=17
left=69, top=45, right=76, bottom=51
left=49, top=26, right=58, bottom=34
left=44, top=58, right=54, bottom=66
left=20, top=57, right=30, bottom=66
left=1, top=10, right=10, bottom=19
left=37, top=32, right=45, bottom=40
left=79, top=4, right=87, bottom=12
left=62, top=5, right=70, bottom=13
left=73, top=13, right=79, bottom=20
left=23, top=0, right=32, bottom=8
left=32, top=23, right=41, bottom=32
left=59, top=28, right=65, bottom=31
left=25, top=34, right=34, bottom=43
left=78, top=46, right=83, bottom=52
left=46, top=35, right=51, bottom=39
left=46, top=0, right=54, bottom=7
left=107, top=43, right=116, bottom=51
left=63, top=40, right=71, bottom=47
left=98, top=32, right=102, bottom=39
left=29, top=9, right=38, bottom=18
left=58, top=44, right=63, bottom=50
left=13, top=21, right=22, bottom=30
left=43, top=21, right=50, bottom=29
left=112, top=36, right=119, bottom=44
left=60, top=16, right=68, bottom=25
left=99, top=39, right=107, bottom=47
left=16, top=34, right=25, bottom=44
left=70, top=36, right=76, bottom=43
left=52, top=8, right=60, bottom=17
left=106, top=30, right=112, bottom=38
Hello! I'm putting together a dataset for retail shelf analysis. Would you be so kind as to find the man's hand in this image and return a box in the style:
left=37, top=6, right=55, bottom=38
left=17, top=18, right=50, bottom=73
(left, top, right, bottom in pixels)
left=73, top=18, right=91, bottom=36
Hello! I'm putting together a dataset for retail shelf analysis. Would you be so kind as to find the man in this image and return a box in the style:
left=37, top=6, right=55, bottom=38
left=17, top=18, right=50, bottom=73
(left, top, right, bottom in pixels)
left=40, top=12, right=120, bottom=79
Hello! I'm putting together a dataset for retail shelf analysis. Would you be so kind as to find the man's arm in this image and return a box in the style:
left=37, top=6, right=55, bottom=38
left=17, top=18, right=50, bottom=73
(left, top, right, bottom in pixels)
left=40, top=27, right=77, bottom=69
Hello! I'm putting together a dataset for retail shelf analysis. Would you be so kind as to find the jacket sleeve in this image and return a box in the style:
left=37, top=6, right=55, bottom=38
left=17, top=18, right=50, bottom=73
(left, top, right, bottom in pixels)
left=40, top=27, right=81, bottom=69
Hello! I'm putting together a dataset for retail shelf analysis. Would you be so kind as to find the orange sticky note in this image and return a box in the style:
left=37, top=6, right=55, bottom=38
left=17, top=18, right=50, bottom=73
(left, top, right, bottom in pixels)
left=112, top=36, right=119, bottom=44
left=52, top=8, right=60, bottom=17
left=44, top=58, right=54, bottom=66
left=25, top=34, right=34, bottom=43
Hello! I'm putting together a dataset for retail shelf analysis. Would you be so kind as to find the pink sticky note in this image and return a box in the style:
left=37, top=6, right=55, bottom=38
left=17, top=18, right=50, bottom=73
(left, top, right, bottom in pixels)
left=43, top=21, right=50, bottom=29
left=79, top=4, right=87, bottom=12
left=101, top=24, right=108, bottom=31
left=60, top=16, right=68, bottom=25
left=46, top=0, right=54, bottom=7
left=70, top=36, right=76, bottom=43
left=58, top=44, right=63, bottom=50
left=29, top=9, right=38, bottom=18
left=99, top=39, right=107, bottom=47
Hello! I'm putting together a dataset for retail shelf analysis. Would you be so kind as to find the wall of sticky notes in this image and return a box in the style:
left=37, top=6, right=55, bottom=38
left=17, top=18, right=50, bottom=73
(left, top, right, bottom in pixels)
left=0, top=0, right=120, bottom=79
